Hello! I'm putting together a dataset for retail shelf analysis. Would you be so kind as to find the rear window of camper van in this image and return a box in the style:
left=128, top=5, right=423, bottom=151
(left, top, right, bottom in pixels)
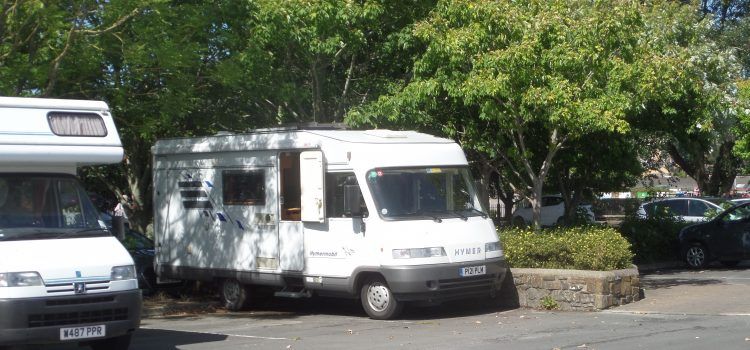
left=47, top=112, right=107, bottom=137
left=223, top=170, right=266, bottom=205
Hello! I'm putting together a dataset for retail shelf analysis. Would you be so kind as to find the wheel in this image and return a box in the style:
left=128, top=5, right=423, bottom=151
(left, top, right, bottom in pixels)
left=88, top=334, right=132, bottom=350
left=512, top=216, right=526, bottom=228
left=684, top=243, right=709, bottom=269
left=221, top=278, right=249, bottom=311
left=360, top=277, right=403, bottom=320
left=720, top=260, right=740, bottom=268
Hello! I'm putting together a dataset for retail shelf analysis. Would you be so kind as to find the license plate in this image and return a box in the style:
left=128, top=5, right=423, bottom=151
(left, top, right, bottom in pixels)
left=60, top=325, right=106, bottom=340
left=459, top=265, right=486, bottom=277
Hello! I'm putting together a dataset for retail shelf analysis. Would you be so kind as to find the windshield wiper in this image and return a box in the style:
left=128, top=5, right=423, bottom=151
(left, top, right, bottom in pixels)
left=415, top=210, right=442, bottom=223
left=467, top=208, right=488, bottom=219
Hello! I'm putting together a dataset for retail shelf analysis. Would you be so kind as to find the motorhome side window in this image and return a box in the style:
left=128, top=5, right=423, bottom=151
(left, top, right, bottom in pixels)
left=47, top=112, right=108, bottom=137
left=326, top=173, right=368, bottom=218
left=223, top=170, right=266, bottom=205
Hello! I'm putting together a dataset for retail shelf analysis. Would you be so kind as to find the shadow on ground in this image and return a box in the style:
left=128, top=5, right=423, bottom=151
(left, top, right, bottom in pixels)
left=131, top=328, right=227, bottom=350
left=145, top=269, right=521, bottom=321
left=640, top=277, right=724, bottom=289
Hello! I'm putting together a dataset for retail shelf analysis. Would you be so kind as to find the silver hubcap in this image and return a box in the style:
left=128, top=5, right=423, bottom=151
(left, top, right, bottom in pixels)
left=366, top=282, right=391, bottom=312
left=224, top=280, right=240, bottom=302
left=687, top=247, right=705, bottom=267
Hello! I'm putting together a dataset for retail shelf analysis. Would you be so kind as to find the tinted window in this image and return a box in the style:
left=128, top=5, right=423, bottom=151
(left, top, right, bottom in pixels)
left=722, top=204, right=750, bottom=222
left=326, top=173, right=367, bottom=218
left=223, top=170, right=266, bottom=205
left=542, top=197, right=564, bottom=207
left=654, top=199, right=687, bottom=216
left=688, top=200, right=710, bottom=217
left=665, top=200, right=688, bottom=216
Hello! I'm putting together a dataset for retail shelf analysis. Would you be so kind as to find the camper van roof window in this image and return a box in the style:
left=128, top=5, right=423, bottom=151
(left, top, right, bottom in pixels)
left=47, top=112, right=107, bottom=137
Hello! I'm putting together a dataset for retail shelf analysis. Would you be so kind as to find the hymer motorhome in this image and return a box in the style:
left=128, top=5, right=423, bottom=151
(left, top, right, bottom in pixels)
left=153, top=126, right=507, bottom=319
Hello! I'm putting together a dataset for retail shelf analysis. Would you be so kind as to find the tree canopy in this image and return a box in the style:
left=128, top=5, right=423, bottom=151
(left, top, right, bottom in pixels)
left=1, top=0, right=747, bottom=230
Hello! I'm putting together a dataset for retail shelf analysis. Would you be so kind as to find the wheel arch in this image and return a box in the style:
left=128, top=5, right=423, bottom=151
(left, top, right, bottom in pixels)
left=350, top=268, right=386, bottom=297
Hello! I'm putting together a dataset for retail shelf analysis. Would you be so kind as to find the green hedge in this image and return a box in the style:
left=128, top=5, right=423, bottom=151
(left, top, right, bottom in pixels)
left=618, top=211, right=690, bottom=264
left=499, top=226, right=634, bottom=270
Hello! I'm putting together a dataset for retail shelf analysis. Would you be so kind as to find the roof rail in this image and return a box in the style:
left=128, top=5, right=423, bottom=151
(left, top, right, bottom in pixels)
left=246, top=122, right=349, bottom=133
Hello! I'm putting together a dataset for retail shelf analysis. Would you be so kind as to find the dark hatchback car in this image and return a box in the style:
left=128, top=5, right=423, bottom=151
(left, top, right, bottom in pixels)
left=679, top=203, right=750, bottom=268
left=100, top=212, right=157, bottom=292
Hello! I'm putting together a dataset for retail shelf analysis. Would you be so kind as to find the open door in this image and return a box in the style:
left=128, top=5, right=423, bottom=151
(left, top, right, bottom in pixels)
left=279, top=152, right=304, bottom=272
left=300, top=150, right=325, bottom=223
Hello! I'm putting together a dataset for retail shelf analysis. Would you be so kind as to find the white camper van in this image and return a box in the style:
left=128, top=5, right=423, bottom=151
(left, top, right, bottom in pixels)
left=153, top=127, right=507, bottom=319
left=0, top=97, right=140, bottom=349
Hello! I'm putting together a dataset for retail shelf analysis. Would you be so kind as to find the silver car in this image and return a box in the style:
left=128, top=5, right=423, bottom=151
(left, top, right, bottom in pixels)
left=636, top=197, right=729, bottom=222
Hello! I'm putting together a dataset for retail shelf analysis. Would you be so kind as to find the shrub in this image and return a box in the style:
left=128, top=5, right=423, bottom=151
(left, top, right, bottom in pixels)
left=618, top=210, right=690, bottom=264
left=540, top=295, right=559, bottom=310
left=499, top=226, right=633, bottom=271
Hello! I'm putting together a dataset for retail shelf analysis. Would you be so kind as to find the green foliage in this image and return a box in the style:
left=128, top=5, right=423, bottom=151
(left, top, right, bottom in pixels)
left=499, top=226, right=633, bottom=271
left=540, top=295, right=559, bottom=311
left=618, top=211, right=690, bottom=264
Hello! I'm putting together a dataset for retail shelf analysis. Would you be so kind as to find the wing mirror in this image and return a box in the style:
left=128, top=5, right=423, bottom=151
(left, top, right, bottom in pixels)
left=344, top=184, right=363, bottom=217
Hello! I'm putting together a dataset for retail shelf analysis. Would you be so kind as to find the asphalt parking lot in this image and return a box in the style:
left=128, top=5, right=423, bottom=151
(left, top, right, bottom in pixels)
left=32, top=262, right=750, bottom=349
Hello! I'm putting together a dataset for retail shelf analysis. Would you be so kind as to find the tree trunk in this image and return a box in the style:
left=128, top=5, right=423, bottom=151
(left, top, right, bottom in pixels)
left=668, top=141, right=737, bottom=197
left=119, top=140, right=153, bottom=235
left=530, top=179, right=543, bottom=231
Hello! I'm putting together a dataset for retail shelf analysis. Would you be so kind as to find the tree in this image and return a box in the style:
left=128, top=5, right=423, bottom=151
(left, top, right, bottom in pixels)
left=348, top=0, right=667, bottom=230
left=553, top=132, right=643, bottom=224
left=633, top=1, right=743, bottom=197
left=19, top=0, right=434, bottom=232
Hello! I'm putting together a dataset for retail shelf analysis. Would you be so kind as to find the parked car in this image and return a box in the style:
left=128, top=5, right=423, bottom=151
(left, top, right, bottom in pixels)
left=636, top=197, right=730, bottom=223
left=731, top=198, right=750, bottom=206
left=679, top=202, right=750, bottom=268
left=512, top=195, right=595, bottom=227
left=100, top=212, right=156, bottom=293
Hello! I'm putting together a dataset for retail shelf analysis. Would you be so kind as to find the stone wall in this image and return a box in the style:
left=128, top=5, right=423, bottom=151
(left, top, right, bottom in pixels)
left=510, top=266, right=641, bottom=311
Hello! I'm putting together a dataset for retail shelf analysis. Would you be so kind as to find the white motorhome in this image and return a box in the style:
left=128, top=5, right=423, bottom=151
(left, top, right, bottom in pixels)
left=0, top=97, right=140, bottom=349
left=153, top=127, right=507, bottom=319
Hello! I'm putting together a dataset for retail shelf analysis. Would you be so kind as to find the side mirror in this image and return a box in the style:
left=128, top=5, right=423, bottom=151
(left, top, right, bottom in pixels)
left=344, top=184, right=363, bottom=217
left=111, top=216, right=126, bottom=241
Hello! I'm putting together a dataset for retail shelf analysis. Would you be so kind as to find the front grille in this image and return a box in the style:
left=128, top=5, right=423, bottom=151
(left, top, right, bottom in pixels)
left=45, top=280, right=110, bottom=295
left=28, top=308, right=128, bottom=328
left=46, top=296, right=115, bottom=306
left=439, top=274, right=497, bottom=290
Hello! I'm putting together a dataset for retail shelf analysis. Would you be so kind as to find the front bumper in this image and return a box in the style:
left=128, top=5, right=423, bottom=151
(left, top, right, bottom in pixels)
left=381, top=258, right=508, bottom=302
left=0, top=289, right=141, bottom=346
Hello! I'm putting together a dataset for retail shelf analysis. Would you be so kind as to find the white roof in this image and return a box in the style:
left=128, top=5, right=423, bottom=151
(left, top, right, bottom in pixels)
left=0, top=96, right=109, bottom=111
left=0, top=97, right=123, bottom=166
left=154, top=129, right=454, bottom=154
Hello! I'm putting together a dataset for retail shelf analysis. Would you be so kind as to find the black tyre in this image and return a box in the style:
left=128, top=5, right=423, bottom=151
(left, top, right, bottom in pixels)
left=88, top=334, right=132, bottom=350
left=685, top=243, right=709, bottom=269
left=720, top=260, right=740, bottom=268
left=512, top=216, right=526, bottom=228
left=221, top=278, right=249, bottom=311
left=360, top=277, right=403, bottom=320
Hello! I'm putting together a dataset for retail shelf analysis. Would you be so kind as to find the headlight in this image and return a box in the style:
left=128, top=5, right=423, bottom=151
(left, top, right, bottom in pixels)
left=110, top=265, right=136, bottom=281
left=485, top=241, right=502, bottom=252
left=392, top=247, right=446, bottom=259
left=0, top=271, right=43, bottom=287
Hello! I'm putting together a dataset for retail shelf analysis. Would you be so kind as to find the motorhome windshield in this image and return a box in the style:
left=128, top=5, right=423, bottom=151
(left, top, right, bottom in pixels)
left=0, top=175, right=105, bottom=241
left=365, top=166, right=486, bottom=220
